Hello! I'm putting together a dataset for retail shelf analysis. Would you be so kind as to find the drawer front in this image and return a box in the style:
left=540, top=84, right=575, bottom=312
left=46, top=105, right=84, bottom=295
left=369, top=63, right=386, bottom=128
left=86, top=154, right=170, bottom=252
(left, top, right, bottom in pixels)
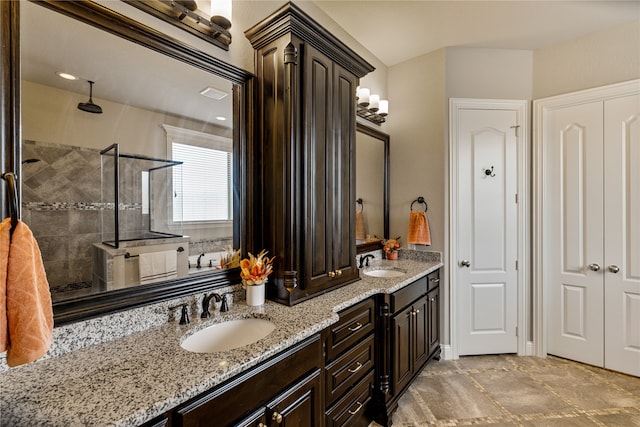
left=427, top=269, right=441, bottom=292
left=326, top=298, right=375, bottom=361
left=325, top=371, right=374, bottom=427
left=390, top=276, right=427, bottom=313
left=325, top=334, right=375, bottom=406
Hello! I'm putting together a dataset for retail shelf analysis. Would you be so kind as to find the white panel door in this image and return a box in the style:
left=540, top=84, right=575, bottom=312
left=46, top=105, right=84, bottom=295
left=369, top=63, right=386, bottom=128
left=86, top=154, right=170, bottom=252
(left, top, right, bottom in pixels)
left=457, top=109, right=518, bottom=355
left=546, top=101, right=605, bottom=366
left=604, top=94, right=640, bottom=376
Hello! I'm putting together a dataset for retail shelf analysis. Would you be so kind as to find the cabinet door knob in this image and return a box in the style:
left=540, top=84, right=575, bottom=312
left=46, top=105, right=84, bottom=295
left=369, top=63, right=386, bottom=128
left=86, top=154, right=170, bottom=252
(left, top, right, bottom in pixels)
left=348, top=401, right=363, bottom=415
left=328, top=271, right=336, bottom=278
left=589, top=263, right=601, bottom=272
left=347, top=322, right=363, bottom=332
left=431, top=297, right=435, bottom=302
left=272, top=412, right=283, bottom=424
left=430, top=277, right=440, bottom=283
left=258, top=424, right=266, bottom=427
left=415, top=309, right=420, bottom=314
left=608, top=265, right=620, bottom=273
left=336, top=269, right=343, bottom=276
left=347, top=361, right=363, bottom=373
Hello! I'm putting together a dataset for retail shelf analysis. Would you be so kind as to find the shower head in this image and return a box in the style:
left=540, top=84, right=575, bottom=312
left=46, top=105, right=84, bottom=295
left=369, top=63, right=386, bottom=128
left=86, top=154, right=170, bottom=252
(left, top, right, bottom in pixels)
left=77, top=80, right=103, bottom=114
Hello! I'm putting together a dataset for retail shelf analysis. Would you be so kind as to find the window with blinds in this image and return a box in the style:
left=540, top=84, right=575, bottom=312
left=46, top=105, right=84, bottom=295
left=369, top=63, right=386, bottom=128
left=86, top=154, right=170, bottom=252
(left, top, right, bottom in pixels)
left=170, top=139, right=232, bottom=223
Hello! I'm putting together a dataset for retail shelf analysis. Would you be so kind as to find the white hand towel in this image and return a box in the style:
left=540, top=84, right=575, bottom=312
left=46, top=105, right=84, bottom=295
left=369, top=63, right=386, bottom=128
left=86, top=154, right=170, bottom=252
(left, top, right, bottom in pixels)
left=139, top=251, right=178, bottom=285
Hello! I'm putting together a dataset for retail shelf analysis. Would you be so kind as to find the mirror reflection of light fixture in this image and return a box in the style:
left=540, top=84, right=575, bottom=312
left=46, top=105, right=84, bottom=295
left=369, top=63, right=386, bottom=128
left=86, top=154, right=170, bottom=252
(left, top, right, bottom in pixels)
left=123, top=1, right=232, bottom=50
left=356, top=87, right=388, bottom=125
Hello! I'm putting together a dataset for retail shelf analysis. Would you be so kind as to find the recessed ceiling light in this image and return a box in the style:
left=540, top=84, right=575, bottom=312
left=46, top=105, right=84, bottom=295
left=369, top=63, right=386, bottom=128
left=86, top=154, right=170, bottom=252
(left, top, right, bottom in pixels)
left=56, top=71, right=79, bottom=81
left=200, top=86, right=228, bottom=100
left=215, top=116, right=227, bottom=121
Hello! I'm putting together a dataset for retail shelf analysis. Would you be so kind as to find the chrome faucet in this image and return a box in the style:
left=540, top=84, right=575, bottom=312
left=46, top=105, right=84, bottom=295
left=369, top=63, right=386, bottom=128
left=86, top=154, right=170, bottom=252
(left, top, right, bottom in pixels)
left=201, top=293, right=222, bottom=318
left=359, top=254, right=375, bottom=268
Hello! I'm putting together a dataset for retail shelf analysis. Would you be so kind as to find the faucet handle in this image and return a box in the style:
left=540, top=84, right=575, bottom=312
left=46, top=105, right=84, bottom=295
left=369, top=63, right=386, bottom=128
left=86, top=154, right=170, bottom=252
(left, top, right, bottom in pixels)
left=170, top=303, right=190, bottom=325
left=220, top=293, right=231, bottom=312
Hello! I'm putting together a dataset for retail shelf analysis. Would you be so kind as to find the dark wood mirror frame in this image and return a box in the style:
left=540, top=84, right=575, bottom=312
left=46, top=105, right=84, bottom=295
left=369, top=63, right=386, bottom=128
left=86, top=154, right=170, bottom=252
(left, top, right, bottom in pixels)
left=0, top=0, right=254, bottom=326
left=355, top=122, right=389, bottom=254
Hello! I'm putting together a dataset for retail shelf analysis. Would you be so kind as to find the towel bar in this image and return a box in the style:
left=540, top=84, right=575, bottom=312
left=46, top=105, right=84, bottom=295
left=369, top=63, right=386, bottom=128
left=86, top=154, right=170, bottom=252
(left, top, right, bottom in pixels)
left=125, top=246, right=184, bottom=259
left=410, top=196, right=428, bottom=212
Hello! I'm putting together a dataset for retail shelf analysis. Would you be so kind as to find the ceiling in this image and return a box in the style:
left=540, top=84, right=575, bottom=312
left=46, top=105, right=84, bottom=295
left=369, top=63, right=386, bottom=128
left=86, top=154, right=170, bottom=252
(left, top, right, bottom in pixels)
left=313, top=1, right=640, bottom=67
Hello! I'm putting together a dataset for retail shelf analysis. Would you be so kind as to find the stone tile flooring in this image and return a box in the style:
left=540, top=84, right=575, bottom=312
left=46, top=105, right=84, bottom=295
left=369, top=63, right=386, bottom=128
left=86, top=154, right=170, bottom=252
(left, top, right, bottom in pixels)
left=391, top=355, right=640, bottom=426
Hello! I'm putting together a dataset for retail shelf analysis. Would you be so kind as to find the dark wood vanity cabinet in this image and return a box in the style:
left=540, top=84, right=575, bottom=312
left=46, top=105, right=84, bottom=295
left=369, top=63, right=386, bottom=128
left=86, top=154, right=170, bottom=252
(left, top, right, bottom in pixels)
left=245, top=3, right=375, bottom=306
left=374, top=268, right=441, bottom=426
left=169, top=335, right=323, bottom=427
left=323, top=298, right=376, bottom=426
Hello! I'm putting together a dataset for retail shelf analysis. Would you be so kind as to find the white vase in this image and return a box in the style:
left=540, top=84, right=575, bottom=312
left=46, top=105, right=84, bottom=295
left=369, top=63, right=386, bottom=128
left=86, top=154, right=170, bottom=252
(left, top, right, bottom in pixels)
left=246, top=283, right=265, bottom=306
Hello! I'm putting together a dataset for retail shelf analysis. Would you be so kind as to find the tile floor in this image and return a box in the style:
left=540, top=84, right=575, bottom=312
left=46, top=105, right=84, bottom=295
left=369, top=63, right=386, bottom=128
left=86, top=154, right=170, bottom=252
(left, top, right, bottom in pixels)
left=391, top=355, right=640, bottom=426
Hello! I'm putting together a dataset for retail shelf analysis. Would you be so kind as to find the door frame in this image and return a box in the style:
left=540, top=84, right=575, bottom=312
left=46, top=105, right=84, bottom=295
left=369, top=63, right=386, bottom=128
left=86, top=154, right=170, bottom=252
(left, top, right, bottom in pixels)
left=532, top=79, right=640, bottom=358
left=448, top=98, right=530, bottom=359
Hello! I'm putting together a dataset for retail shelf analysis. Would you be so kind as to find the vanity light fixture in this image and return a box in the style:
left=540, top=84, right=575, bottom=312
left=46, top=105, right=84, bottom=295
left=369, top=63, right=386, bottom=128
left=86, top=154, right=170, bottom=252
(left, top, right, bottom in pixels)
left=124, top=1, right=232, bottom=50
left=356, top=87, right=388, bottom=125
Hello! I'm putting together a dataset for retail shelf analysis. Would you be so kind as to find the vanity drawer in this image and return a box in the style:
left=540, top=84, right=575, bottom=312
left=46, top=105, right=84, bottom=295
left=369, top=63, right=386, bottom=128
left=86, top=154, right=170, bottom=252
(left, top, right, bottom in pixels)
left=325, top=334, right=375, bottom=406
left=325, top=371, right=374, bottom=427
left=427, top=269, right=440, bottom=292
left=326, top=298, right=375, bottom=361
left=390, top=276, right=427, bottom=313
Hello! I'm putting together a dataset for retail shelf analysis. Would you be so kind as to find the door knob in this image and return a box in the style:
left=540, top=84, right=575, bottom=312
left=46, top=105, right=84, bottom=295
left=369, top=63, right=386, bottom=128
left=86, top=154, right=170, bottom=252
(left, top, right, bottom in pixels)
left=460, top=260, right=471, bottom=267
left=608, top=265, right=620, bottom=273
left=588, top=263, right=601, bottom=272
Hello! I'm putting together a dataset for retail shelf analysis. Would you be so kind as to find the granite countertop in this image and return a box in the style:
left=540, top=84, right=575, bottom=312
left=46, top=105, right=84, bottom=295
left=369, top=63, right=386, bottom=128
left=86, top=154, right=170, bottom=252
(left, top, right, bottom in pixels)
left=0, top=257, right=442, bottom=427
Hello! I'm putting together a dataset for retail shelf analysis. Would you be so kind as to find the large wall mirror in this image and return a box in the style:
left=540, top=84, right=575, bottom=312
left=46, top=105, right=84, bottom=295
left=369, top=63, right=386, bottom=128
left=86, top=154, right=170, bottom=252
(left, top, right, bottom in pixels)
left=355, top=122, right=389, bottom=254
left=1, top=0, right=253, bottom=325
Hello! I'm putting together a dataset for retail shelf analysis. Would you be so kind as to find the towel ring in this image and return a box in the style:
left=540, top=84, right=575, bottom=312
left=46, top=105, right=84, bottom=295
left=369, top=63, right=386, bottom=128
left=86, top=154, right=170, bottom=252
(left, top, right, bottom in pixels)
left=356, top=198, right=364, bottom=213
left=410, top=196, right=428, bottom=212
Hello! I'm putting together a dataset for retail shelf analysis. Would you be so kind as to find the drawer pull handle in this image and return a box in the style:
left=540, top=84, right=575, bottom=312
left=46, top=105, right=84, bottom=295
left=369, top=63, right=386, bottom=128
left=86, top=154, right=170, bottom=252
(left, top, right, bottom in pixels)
left=430, top=278, right=440, bottom=283
left=348, top=322, right=363, bottom=332
left=348, top=401, right=363, bottom=415
left=348, top=361, right=363, bottom=373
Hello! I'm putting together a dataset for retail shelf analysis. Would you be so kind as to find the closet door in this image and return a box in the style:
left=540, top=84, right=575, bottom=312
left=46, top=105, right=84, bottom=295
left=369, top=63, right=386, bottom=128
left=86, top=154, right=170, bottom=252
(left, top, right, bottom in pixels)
left=604, top=94, right=640, bottom=376
left=546, top=101, right=605, bottom=367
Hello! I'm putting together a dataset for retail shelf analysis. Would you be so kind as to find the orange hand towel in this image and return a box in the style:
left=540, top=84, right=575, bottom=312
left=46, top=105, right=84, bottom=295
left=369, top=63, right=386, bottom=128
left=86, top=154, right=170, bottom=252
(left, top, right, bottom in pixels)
left=407, top=211, right=431, bottom=245
left=3, top=219, right=53, bottom=367
left=0, top=219, right=10, bottom=353
left=356, top=210, right=366, bottom=240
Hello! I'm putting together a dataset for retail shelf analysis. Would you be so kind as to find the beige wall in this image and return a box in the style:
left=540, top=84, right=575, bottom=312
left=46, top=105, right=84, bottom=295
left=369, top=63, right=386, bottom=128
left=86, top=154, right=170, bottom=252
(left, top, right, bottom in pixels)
left=533, top=19, right=640, bottom=99
left=446, top=48, right=534, bottom=100
left=387, top=49, right=446, bottom=250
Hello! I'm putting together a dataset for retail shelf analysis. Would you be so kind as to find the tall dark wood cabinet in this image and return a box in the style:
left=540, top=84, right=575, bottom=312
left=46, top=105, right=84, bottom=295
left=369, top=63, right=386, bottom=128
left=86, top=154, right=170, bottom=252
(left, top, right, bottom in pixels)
left=245, top=3, right=374, bottom=305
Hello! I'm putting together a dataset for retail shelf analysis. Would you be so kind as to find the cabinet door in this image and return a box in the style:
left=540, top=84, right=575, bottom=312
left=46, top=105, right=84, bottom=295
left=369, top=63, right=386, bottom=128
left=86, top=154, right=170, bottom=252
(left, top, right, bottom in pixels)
left=392, top=305, right=413, bottom=394
left=303, top=43, right=335, bottom=294
left=266, top=369, right=323, bottom=427
left=413, top=296, right=429, bottom=370
left=303, top=44, right=358, bottom=294
left=330, top=62, right=358, bottom=283
left=428, top=287, right=440, bottom=357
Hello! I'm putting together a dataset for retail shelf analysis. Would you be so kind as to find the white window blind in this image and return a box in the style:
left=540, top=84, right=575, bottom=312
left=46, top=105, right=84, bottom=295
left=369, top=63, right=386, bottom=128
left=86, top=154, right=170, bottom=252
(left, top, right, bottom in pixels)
left=172, top=142, right=232, bottom=222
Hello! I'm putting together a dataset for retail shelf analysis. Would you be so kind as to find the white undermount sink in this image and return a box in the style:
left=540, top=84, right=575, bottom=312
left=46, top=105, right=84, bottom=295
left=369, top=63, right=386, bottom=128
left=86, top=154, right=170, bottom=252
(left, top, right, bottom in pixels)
left=181, top=318, right=276, bottom=353
left=364, top=269, right=406, bottom=278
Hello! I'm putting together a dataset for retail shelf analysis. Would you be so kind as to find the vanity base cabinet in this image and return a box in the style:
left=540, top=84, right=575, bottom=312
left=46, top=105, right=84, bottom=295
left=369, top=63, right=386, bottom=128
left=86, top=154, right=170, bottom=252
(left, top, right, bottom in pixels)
left=171, top=335, right=323, bottom=427
left=323, top=298, right=376, bottom=427
left=374, top=268, right=441, bottom=426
